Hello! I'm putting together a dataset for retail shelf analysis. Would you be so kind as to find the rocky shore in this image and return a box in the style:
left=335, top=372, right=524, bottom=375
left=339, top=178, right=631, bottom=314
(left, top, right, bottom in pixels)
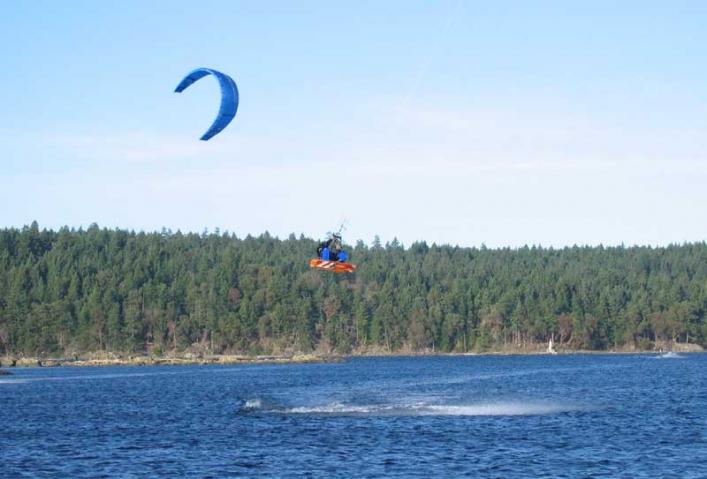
left=0, top=353, right=340, bottom=368
left=1, top=341, right=702, bottom=369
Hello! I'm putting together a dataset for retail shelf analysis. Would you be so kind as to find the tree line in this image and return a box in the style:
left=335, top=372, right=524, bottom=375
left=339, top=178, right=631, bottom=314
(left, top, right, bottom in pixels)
left=0, top=222, right=705, bottom=356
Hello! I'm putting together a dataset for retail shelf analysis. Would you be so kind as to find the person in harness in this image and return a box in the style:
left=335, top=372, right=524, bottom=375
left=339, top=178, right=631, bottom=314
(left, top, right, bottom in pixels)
left=317, top=233, right=348, bottom=262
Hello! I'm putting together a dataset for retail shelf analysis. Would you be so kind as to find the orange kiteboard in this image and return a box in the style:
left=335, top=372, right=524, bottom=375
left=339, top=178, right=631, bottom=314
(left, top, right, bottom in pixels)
left=309, top=258, right=356, bottom=273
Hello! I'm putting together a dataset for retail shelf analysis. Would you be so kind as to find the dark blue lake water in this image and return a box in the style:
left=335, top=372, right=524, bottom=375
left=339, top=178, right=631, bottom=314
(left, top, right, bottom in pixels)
left=2, top=354, right=706, bottom=478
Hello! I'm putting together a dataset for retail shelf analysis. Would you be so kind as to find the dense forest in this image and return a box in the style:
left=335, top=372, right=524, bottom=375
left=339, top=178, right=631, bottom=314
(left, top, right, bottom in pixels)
left=0, top=222, right=706, bottom=357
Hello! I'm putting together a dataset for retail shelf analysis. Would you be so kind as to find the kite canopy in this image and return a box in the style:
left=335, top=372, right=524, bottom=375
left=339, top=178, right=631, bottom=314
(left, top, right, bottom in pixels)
left=174, top=67, right=239, bottom=141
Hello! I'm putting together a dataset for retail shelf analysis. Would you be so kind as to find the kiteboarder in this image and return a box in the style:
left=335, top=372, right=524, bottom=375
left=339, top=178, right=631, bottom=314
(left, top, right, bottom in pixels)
left=317, top=233, right=347, bottom=262
left=310, top=224, right=355, bottom=273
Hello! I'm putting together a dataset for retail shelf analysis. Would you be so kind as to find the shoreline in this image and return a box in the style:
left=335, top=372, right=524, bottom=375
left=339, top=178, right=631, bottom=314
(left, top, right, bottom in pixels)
left=2, top=344, right=703, bottom=369
left=0, top=353, right=340, bottom=369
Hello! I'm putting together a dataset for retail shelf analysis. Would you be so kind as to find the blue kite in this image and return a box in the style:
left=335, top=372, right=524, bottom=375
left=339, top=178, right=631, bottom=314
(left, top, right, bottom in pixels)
left=174, top=68, right=239, bottom=141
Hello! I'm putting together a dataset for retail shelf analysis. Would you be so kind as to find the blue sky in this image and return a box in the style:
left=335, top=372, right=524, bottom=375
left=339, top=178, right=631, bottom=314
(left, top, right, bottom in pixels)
left=1, top=1, right=706, bottom=247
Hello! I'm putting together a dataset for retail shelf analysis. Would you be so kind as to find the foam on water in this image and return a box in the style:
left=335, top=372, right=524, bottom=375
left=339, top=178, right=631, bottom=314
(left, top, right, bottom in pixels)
left=420, top=402, right=579, bottom=416
left=242, top=398, right=580, bottom=416
left=656, top=352, right=684, bottom=359
left=243, top=399, right=263, bottom=410
left=286, top=401, right=377, bottom=414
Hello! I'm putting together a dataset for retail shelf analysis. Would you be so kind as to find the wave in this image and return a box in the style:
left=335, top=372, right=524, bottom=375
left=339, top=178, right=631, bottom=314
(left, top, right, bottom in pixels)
left=656, top=352, right=684, bottom=359
left=0, top=378, right=32, bottom=385
left=0, top=370, right=195, bottom=384
left=354, top=363, right=633, bottom=391
left=237, top=398, right=580, bottom=417
left=243, top=399, right=263, bottom=411
left=421, top=402, right=579, bottom=416
left=286, top=402, right=379, bottom=414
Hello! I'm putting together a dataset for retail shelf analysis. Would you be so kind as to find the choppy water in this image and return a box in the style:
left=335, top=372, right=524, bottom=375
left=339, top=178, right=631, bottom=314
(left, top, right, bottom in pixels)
left=1, top=354, right=706, bottom=478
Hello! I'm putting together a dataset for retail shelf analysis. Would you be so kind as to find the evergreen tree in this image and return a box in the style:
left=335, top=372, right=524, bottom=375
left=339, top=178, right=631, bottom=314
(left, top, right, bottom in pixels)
left=0, top=223, right=704, bottom=356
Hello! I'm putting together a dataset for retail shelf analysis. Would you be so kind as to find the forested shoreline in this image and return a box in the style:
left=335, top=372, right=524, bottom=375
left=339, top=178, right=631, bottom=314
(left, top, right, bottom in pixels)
left=0, top=222, right=705, bottom=357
